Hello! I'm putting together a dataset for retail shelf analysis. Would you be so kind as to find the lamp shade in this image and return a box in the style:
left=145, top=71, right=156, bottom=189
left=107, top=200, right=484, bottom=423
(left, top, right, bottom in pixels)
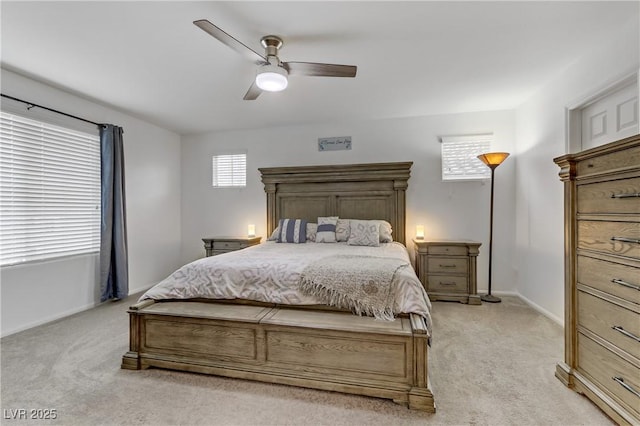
left=255, top=63, right=288, bottom=92
left=416, top=225, right=425, bottom=239
left=477, top=152, right=510, bottom=169
left=247, top=224, right=256, bottom=237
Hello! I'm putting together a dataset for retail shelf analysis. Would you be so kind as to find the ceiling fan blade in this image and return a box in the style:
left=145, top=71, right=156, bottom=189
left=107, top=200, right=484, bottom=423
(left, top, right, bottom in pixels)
left=283, top=62, right=357, bottom=78
left=194, top=19, right=266, bottom=65
left=243, top=80, right=262, bottom=100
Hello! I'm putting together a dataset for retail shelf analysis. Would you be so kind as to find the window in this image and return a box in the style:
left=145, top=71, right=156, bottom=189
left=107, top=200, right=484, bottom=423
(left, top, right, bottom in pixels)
left=0, top=111, right=101, bottom=266
left=212, top=152, right=246, bottom=188
left=440, top=134, right=492, bottom=181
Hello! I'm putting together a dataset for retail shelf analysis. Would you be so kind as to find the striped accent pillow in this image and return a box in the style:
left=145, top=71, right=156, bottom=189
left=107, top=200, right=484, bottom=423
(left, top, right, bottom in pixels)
left=316, top=216, right=338, bottom=243
left=277, top=219, right=307, bottom=243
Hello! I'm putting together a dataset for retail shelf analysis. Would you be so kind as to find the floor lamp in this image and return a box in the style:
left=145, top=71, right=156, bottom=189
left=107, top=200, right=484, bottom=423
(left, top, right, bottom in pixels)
left=477, top=152, right=510, bottom=303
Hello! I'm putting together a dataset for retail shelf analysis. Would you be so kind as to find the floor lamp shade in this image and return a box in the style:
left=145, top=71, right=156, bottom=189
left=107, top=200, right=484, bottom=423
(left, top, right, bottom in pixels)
left=478, top=152, right=509, bottom=303
left=478, top=152, right=510, bottom=169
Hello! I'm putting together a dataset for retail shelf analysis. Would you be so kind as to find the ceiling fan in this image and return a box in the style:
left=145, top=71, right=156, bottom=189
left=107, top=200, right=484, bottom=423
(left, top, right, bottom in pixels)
left=193, top=19, right=358, bottom=100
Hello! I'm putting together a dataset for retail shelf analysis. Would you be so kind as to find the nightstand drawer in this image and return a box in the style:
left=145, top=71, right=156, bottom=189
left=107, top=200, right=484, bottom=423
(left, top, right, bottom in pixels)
left=203, top=237, right=262, bottom=257
left=427, top=246, right=468, bottom=256
left=214, top=241, right=243, bottom=250
left=427, top=275, right=467, bottom=293
left=427, top=257, right=468, bottom=274
left=413, top=239, right=481, bottom=304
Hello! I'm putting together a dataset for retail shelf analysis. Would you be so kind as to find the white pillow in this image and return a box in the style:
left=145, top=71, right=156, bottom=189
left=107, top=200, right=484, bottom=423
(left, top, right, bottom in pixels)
left=316, top=216, right=338, bottom=243
left=373, top=220, right=393, bottom=243
left=268, top=227, right=280, bottom=241
left=336, top=219, right=350, bottom=242
left=306, top=223, right=317, bottom=242
left=335, top=218, right=392, bottom=242
left=347, top=220, right=380, bottom=247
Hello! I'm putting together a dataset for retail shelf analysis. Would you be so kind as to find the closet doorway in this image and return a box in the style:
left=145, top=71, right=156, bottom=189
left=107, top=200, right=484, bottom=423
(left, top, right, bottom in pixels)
left=567, top=72, right=639, bottom=153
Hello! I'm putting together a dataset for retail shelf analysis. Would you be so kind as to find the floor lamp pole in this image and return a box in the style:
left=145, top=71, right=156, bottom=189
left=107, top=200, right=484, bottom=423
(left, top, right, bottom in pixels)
left=477, top=151, right=509, bottom=304
left=482, top=166, right=500, bottom=303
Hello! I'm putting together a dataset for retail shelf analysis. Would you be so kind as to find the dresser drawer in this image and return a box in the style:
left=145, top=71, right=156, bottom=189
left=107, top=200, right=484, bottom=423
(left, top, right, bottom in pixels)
left=578, top=177, right=640, bottom=214
left=427, top=257, right=468, bottom=274
left=427, top=245, right=468, bottom=256
left=578, top=220, right=640, bottom=259
left=578, top=291, right=640, bottom=359
left=426, top=275, right=467, bottom=293
left=578, top=335, right=640, bottom=418
left=213, top=241, right=244, bottom=250
left=577, top=147, right=640, bottom=176
left=578, top=256, right=640, bottom=304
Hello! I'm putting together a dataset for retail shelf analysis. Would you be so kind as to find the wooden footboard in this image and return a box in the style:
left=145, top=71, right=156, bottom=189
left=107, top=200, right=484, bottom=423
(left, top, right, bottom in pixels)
left=122, top=300, right=435, bottom=412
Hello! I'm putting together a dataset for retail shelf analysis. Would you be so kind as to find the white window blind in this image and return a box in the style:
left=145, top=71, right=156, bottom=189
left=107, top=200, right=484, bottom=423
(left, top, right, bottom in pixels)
left=0, top=111, right=101, bottom=266
left=441, top=134, right=492, bottom=181
left=212, top=153, right=246, bottom=187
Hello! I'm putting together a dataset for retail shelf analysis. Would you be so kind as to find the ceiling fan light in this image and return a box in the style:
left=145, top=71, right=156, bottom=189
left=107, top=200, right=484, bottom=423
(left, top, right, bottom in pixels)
left=256, top=64, right=288, bottom=92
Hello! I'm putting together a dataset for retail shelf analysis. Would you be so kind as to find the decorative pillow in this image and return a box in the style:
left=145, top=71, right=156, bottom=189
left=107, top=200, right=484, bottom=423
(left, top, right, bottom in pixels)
left=315, top=216, right=338, bottom=243
left=306, top=223, right=318, bottom=242
left=268, top=227, right=280, bottom=241
left=374, top=220, right=393, bottom=243
left=277, top=219, right=307, bottom=243
left=347, top=220, right=380, bottom=247
left=335, top=219, right=350, bottom=242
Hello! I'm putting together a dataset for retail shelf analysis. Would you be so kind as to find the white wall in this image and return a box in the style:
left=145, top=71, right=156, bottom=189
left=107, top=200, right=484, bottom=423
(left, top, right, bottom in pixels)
left=514, top=18, right=639, bottom=323
left=181, top=110, right=517, bottom=296
left=0, top=69, right=183, bottom=336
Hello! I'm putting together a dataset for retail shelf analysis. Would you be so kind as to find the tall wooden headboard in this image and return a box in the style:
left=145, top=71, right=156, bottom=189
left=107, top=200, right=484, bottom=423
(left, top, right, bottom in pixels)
left=259, top=162, right=412, bottom=245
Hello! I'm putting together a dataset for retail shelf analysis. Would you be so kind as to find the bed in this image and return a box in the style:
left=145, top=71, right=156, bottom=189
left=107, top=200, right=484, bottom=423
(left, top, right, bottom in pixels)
left=122, top=161, right=436, bottom=412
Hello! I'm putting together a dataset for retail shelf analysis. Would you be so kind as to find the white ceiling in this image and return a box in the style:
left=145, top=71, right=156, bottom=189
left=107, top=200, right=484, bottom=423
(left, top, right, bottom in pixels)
left=1, top=1, right=637, bottom=135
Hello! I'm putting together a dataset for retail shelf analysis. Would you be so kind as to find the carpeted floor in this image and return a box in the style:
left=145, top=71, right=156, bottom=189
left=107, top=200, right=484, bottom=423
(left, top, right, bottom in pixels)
left=1, top=295, right=612, bottom=425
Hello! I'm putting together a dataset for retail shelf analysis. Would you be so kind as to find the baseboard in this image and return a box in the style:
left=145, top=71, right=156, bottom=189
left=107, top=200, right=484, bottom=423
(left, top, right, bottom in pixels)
left=1, top=284, right=154, bottom=338
left=488, top=290, right=518, bottom=297
left=1, top=301, right=101, bottom=338
left=515, top=292, right=563, bottom=326
left=128, top=283, right=154, bottom=296
left=475, top=290, right=563, bottom=326
left=476, top=290, right=519, bottom=298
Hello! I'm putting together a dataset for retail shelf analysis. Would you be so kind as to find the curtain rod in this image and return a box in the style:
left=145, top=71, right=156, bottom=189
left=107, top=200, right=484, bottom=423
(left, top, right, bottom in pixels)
left=1, top=93, right=101, bottom=127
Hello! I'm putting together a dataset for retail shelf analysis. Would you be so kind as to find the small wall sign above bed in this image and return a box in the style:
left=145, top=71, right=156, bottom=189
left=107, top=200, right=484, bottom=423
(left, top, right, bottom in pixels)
left=318, top=136, right=351, bottom=151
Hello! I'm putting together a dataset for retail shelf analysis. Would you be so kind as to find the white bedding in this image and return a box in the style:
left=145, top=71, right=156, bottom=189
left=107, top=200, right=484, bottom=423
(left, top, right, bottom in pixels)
left=141, top=241, right=432, bottom=335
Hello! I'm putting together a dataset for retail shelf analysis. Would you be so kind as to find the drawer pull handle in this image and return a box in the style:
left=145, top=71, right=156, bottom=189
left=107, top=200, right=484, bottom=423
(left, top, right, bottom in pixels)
left=439, top=264, right=457, bottom=268
left=611, top=192, right=640, bottom=198
left=612, top=377, right=640, bottom=398
left=612, top=278, right=640, bottom=291
left=611, top=237, right=640, bottom=244
left=612, top=326, right=640, bottom=342
left=440, top=282, right=457, bottom=286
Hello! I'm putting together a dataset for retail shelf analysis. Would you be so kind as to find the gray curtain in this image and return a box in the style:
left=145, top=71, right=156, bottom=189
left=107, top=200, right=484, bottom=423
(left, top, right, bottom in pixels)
left=99, top=124, right=128, bottom=301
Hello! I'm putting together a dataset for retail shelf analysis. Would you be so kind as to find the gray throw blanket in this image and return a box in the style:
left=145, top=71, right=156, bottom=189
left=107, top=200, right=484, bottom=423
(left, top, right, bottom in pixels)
left=299, top=255, right=409, bottom=320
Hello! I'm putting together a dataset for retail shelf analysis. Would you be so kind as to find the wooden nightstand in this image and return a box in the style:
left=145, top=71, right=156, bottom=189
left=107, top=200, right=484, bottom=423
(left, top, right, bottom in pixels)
left=202, top=236, right=262, bottom=257
left=413, top=239, right=481, bottom=305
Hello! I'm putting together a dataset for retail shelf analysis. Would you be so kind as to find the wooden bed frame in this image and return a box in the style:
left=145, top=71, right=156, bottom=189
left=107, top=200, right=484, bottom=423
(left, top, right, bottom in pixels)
left=122, top=161, right=435, bottom=412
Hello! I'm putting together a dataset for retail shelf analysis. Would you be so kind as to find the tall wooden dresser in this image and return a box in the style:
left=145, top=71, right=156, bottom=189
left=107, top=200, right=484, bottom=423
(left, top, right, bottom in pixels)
left=554, top=134, right=640, bottom=425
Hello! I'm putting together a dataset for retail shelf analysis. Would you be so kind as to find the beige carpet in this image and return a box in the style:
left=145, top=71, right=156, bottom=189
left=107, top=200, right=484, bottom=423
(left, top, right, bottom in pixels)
left=1, top=295, right=612, bottom=425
